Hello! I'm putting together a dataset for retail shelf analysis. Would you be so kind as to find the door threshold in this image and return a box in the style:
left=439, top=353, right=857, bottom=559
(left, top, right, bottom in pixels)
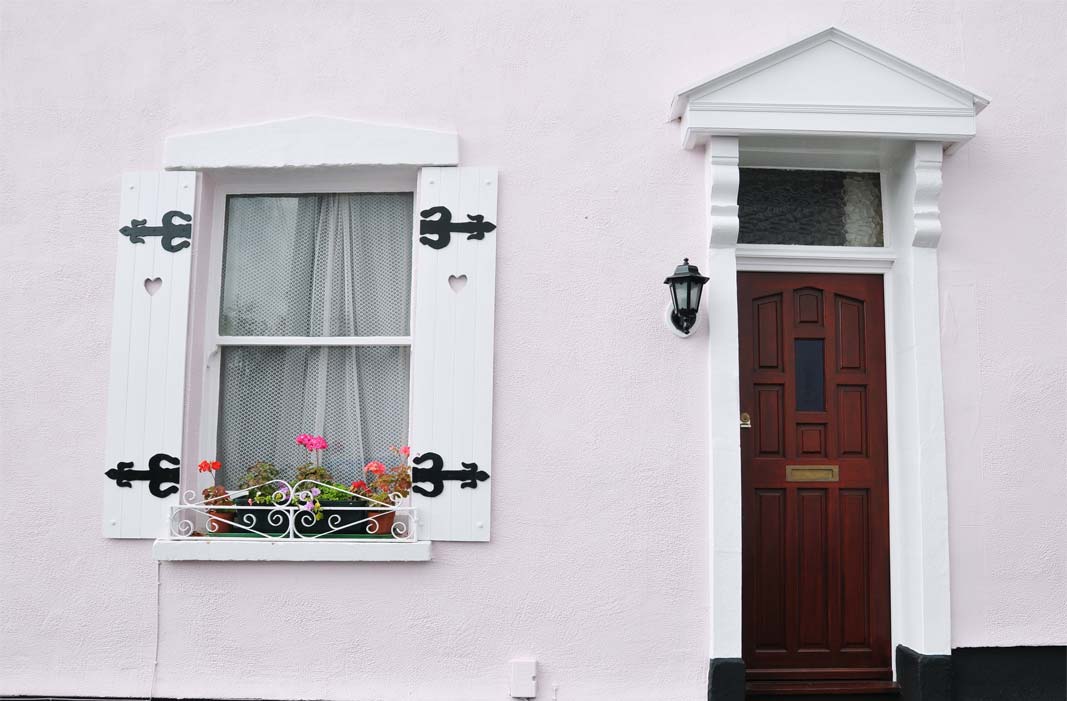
left=746, top=679, right=900, bottom=698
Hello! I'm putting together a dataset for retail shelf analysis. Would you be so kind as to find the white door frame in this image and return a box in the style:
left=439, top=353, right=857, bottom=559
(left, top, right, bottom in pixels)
left=702, top=136, right=953, bottom=664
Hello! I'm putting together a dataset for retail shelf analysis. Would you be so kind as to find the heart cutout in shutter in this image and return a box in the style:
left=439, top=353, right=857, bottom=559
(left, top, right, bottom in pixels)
left=448, top=274, right=468, bottom=293
left=144, top=277, right=162, bottom=296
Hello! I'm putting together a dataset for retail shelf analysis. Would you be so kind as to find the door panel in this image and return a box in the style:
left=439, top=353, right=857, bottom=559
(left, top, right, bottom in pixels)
left=739, top=272, right=891, bottom=683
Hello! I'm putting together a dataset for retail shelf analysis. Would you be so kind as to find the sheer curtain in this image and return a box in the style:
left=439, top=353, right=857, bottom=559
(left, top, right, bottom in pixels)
left=216, top=193, right=412, bottom=487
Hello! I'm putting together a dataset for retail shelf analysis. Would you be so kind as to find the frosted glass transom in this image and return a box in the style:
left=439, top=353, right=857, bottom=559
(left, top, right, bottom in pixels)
left=738, top=169, right=883, bottom=246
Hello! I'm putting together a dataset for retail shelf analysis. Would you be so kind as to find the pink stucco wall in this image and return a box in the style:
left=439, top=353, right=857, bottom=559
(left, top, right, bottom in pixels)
left=1, top=1, right=1064, bottom=699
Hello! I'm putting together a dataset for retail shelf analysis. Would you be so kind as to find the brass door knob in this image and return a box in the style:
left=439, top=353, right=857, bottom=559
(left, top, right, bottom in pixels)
left=740, top=411, right=752, bottom=429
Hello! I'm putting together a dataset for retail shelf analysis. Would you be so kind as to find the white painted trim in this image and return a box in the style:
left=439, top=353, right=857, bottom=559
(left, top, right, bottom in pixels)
left=164, top=116, right=459, bottom=170
left=104, top=171, right=197, bottom=538
left=670, top=27, right=989, bottom=120
left=215, top=336, right=413, bottom=347
left=409, top=167, right=498, bottom=541
left=698, top=139, right=954, bottom=665
left=188, top=169, right=419, bottom=504
left=152, top=539, right=432, bottom=562
left=703, top=136, right=743, bottom=659
left=690, top=102, right=976, bottom=117
left=736, top=245, right=895, bottom=272
left=882, top=142, right=952, bottom=654
left=680, top=115, right=977, bottom=151
left=670, top=27, right=988, bottom=150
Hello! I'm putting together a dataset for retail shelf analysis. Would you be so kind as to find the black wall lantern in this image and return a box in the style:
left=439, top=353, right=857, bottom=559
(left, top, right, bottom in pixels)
left=664, top=258, right=709, bottom=336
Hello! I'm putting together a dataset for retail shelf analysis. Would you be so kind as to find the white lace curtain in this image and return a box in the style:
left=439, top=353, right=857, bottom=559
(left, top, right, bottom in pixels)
left=216, top=193, right=412, bottom=487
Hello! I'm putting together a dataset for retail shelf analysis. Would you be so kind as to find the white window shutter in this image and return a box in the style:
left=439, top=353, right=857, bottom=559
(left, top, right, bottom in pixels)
left=102, top=172, right=197, bottom=538
left=410, top=167, right=498, bottom=541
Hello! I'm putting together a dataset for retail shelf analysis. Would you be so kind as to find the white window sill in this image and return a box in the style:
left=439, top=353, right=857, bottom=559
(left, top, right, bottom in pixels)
left=152, top=539, right=431, bottom=562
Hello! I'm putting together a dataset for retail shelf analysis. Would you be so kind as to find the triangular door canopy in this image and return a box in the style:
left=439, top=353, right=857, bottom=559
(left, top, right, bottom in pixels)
left=670, top=27, right=988, bottom=150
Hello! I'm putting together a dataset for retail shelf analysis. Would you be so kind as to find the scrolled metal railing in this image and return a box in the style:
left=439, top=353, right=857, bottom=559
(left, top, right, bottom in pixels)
left=167, top=479, right=415, bottom=541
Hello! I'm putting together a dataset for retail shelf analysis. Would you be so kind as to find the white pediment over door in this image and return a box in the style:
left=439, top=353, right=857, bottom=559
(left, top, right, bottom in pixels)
left=670, top=27, right=989, bottom=150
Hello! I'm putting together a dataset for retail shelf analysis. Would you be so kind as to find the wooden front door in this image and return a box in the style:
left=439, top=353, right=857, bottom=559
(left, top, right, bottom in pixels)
left=739, top=272, right=891, bottom=684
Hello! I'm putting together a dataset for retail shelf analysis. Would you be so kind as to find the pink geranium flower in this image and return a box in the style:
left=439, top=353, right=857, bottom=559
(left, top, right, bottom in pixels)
left=365, top=461, right=386, bottom=476
left=296, top=434, right=328, bottom=452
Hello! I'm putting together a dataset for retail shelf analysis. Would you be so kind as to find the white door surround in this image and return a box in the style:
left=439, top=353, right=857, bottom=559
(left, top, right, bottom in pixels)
left=671, top=27, right=989, bottom=663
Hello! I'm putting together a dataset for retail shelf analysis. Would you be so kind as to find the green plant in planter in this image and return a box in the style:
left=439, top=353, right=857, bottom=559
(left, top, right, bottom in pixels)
left=238, top=462, right=282, bottom=504
left=294, top=463, right=334, bottom=484
left=288, top=463, right=332, bottom=521
left=202, top=484, right=234, bottom=506
left=318, top=482, right=364, bottom=502
left=202, top=485, right=236, bottom=533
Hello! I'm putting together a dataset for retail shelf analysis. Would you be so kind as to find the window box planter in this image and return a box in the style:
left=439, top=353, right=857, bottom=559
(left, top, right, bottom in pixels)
left=233, top=499, right=389, bottom=537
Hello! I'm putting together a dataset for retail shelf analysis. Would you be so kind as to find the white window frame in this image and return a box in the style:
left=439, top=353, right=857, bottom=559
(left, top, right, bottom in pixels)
left=152, top=117, right=459, bottom=561
left=194, top=168, right=421, bottom=496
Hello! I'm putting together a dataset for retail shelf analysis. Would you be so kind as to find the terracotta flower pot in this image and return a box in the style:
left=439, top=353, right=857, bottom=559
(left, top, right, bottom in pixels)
left=367, top=510, right=396, bottom=536
left=207, top=509, right=235, bottom=534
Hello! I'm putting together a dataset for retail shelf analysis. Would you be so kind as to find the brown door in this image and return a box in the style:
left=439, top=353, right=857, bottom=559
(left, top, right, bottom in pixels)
left=739, top=272, right=891, bottom=684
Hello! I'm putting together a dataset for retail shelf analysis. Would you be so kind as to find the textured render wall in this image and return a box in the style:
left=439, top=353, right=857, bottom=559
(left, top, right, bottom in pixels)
left=0, top=1, right=1063, bottom=699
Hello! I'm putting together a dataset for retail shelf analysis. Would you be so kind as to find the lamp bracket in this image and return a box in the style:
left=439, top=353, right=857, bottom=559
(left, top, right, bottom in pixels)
left=664, top=304, right=700, bottom=338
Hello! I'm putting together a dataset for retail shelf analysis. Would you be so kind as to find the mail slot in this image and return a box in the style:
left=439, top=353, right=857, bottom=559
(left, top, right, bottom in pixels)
left=786, top=465, right=839, bottom=482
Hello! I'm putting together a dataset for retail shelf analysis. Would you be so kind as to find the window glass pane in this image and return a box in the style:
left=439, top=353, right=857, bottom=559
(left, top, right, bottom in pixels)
left=795, top=339, right=825, bottom=411
left=220, top=193, right=414, bottom=336
left=216, top=345, right=409, bottom=488
left=738, top=169, right=883, bottom=246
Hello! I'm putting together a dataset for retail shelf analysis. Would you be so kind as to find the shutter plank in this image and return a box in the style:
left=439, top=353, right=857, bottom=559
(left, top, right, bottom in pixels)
left=103, top=174, right=140, bottom=538
left=103, top=171, right=196, bottom=538
left=469, top=168, right=498, bottom=539
left=122, top=173, right=159, bottom=538
left=411, top=167, right=497, bottom=541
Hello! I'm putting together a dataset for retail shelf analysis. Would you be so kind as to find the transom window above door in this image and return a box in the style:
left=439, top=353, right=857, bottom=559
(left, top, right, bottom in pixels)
left=738, top=168, right=884, bottom=246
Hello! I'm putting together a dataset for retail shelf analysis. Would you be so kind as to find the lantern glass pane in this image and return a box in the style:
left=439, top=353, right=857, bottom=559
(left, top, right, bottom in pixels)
left=690, top=281, right=704, bottom=312
left=673, top=280, right=692, bottom=310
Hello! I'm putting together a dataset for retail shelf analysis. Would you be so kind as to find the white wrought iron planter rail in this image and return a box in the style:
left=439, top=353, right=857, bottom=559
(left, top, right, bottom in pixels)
left=168, top=479, right=416, bottom=542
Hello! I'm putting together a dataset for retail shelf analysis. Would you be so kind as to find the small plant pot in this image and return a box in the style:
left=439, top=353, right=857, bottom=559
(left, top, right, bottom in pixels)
left=206, top=508, right=235, bottom=534
left=366, top=510, right=397, bottom=536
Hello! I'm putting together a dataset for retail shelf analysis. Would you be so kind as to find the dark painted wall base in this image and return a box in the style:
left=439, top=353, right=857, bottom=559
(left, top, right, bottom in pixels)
left=708, top=657, right=745, bottom=701
left=898, top=645, right=952, bottom=701
left=894, top=645, right=1066, bottom=701
left=952, top=646, right=1066, bottom=701
left=711, top=646, right=1064, bottom=700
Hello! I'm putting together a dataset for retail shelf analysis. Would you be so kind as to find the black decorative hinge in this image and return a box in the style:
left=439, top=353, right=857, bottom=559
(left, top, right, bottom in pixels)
left=411, top=451, right=490, bottom=498
left=120, top=210, right=193, bottom=252
left=105, top=452, right=180, bottom=498
left=418, top=206, right=496, bottom=250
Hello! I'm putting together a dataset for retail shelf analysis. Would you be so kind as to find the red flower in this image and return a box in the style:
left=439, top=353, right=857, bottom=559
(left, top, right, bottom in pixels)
left=350, top=480, right=369, bottom=493
left=365, top=461, right=386, bottom=476
left=198, top=460, right=221, bottom=473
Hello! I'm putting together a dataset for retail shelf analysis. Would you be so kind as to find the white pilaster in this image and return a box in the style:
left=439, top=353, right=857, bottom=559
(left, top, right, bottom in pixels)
left=884, top=141, right=953, bottom=655
left=704, top=136, right=743, bottom=658
left=908, top=143, right=953, bottom=653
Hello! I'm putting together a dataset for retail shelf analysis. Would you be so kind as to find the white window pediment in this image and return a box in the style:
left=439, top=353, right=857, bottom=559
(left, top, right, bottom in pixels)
left=670, top=27, right=989, bottom=150
left=163, top=115, right=459, bottom=170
